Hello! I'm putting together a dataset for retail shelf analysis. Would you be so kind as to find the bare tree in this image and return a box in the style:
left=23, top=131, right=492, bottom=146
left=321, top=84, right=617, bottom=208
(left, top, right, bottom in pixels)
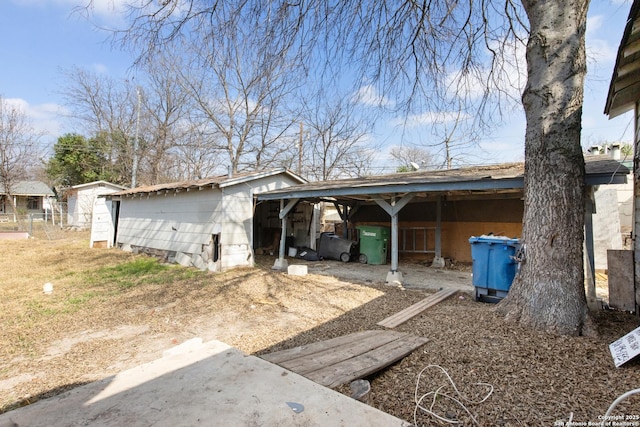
left=301, top=90, right=377, bottom=181
left=137, top=55, right=193, bottom=184
left=423, top=107, right=487, bottom=169
left=147, top=4, right=304, bottom=175
left=113, top=0, right=591, bottom=335
left=389, top=145, right=436, bottom=172
left=172, top=127, right=226, bottom=180
left=0, top=96, right=43, bottom=217
left=61, top=67, right=137, bottom=186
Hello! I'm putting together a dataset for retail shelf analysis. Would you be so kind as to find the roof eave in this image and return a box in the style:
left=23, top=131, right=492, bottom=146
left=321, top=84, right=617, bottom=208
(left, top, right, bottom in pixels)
left=586, top=174, right=628, bottom=186
left=605, top=0, right=640, bottom=116
left=257, top=177, right=525, bottom=201
left=219, top=168, right=307, bottom=188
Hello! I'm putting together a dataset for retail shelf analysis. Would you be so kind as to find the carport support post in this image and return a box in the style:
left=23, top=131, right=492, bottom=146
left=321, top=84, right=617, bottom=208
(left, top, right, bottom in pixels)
left=431, top=196, right=445, bottom=268
left=374, top=194, right=414, bottom=286
left=272, top=198, right=300, bottom=271
left=333, top=202, right=356, bottom=239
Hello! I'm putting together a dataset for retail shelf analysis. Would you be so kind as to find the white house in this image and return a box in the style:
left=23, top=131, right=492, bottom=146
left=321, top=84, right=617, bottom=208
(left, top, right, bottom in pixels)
left=67, top=181, right=127, bottom=229
left=90, top=168, right=308, bottom=271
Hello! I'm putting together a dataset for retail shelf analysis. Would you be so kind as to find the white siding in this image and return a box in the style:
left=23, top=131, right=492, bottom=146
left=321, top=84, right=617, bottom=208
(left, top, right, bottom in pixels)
left=89, top=197, right=115, bottom=248
left=613, top=172, right=634, bottom=235
left=111, top=171, right=303, bottom=271
left=593, top=187, right=624, bottom=269
left=69, top=184, right=124, bottom=228
left=117, top=189, right=222, bottom=254
left=219, top=174, right=302, bottom=270
left=220, top=186, right=254, bottom=269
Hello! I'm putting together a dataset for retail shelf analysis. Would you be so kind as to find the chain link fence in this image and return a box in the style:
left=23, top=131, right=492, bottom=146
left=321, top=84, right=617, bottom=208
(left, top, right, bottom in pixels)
left=0, top=203, right=71, bottom=240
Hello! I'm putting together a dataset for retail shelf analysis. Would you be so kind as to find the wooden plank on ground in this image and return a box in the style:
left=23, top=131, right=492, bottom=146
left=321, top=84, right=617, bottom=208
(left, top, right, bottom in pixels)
left=261, top=330, right=385, bottom=364
left=276, top=331, right=409, bottom=375
left=377, top=288, right=458, bottom=328
left=305, top=335, right=430, bottom=388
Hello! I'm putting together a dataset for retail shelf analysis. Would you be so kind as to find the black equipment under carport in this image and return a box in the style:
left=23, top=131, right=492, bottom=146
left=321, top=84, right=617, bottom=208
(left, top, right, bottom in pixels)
left=317, top=232, right=356, bottom=262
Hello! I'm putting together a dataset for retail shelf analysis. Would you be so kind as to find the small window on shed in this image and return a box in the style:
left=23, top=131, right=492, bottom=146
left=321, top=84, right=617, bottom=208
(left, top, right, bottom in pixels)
left=27, top=196, right=40, bottom=210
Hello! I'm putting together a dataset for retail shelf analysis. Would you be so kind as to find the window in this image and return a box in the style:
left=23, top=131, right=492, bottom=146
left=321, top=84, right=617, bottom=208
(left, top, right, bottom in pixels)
left=26, top=196, right=40, bottom=210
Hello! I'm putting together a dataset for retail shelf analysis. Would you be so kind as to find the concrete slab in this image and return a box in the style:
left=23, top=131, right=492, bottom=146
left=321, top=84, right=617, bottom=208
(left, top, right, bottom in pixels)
left=385, top=271, right=404, bottom=286
left=0, top=340, right=411, bottom=427
left=0, top=231, right=29, bottom=240
left=302, top=259, right=474, bottom=293
left=287, top=264, right=308, bottom=276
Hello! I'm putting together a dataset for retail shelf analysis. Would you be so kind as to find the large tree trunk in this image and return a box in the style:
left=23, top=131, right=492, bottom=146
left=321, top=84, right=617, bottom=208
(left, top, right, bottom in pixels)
left=496, top=0, right=590, bottom=335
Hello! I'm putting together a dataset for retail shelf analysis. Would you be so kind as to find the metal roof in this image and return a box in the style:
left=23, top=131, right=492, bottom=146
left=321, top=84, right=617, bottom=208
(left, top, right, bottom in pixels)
left=0, top=181, right=54, bottom=196
left=605, top=0, right=640, bottom=118
left=257, top=156, right=628, bottom=203
left=112, top=168, right=307, bottom=197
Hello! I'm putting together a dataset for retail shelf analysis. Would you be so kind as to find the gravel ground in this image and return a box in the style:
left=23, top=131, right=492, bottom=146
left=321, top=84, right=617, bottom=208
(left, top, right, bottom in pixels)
left=1, top=240, right=639, bottom=426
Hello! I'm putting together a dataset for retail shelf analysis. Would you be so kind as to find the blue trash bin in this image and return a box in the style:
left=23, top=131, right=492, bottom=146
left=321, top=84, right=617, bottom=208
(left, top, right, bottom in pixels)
left=469, top=236, right=520, bottom=303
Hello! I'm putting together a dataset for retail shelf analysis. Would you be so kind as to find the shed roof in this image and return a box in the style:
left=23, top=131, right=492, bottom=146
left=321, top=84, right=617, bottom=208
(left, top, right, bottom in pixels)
left=0, top=181, right=54, bottom=197
left=605, top=0, right=640, bottom=118
left=71, top=181, right=128, bottom=191
left=112, top=168, right=306, bottom=197
left=257, top=156, right=628, bottom=203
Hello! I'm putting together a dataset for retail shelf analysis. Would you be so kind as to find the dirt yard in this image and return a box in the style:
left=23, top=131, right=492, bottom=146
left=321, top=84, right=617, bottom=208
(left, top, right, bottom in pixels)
left=1, top=233, right=639, bottom=426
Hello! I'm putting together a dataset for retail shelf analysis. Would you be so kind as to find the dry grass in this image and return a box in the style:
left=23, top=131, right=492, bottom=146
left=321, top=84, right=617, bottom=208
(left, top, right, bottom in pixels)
left=1, top=233, right=640, bottom=426
left=0, top=232, right=398, bottom=414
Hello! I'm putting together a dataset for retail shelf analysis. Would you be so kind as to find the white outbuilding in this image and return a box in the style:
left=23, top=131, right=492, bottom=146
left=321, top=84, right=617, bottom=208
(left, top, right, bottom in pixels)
left=90, top=168, right=309, bottom=272
left=67, top=181, right=127, bottom=229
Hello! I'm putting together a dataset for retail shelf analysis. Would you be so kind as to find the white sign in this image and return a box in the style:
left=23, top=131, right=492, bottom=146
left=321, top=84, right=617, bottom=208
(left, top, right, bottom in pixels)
left=610, top=325, right=640, bottom=368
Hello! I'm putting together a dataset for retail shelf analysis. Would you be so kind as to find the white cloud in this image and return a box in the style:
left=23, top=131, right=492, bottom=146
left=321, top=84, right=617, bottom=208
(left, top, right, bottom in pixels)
left=394, top=111, right=469, bottom=128
left=82, top=0, right=129, bottom=18
left=92, top=63, right=110, bottom=74
left=5, top=97, right=68, bottom=139
left=586, top=14, right=618, bottom=64
left=10, top=0, right=127, bottom=21
left=353, top=85, right=394, bottom=107
left=587, top=14, right=604, bottom=34
left=587, top=38, right=617, bottom=64
left=478, top=140, right=524, bottom=163
left=444, top=36, right=527, bottom=103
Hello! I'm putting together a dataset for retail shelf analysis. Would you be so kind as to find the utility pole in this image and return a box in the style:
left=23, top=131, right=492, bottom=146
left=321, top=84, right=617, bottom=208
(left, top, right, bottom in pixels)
left=298, top=122, right=303, bottom=175
left=132, top=87, right=141, bottom=188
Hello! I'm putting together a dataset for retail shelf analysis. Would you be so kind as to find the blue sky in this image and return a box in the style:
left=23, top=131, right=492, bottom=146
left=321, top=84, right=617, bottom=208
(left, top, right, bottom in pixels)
left=0, top=0, right=635, bottom=167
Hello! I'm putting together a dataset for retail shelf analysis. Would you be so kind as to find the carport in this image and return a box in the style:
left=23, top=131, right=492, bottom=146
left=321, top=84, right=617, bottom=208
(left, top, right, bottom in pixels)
left=257, top=156, right=628, bottom=292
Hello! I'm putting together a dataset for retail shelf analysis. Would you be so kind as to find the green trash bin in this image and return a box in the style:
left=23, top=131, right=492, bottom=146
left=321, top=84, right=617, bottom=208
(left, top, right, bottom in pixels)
left=357, top=225, right=390, bottom=265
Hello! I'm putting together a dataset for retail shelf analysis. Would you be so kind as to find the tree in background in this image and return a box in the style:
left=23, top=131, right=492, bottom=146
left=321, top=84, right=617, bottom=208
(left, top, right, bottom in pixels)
left=60, top=67, right=137, bottom=186
left=301, top=90, right=377, bottom=180
left=0, top=95, right=43, bottom=217
left=390, top=145, right=436, bottom=173
left=137, top=55, right=193, bottom=184
left=169, top=8, right=301, bottom=175
left=59, top=39, right=310, bottom=182
left=45, top=133, right=112, bottom=187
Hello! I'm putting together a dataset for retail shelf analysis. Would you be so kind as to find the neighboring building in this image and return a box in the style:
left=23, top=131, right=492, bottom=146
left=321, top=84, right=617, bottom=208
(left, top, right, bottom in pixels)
left=67, top=181, right=127, bottom=229
left=90, top=168, right=307, bottom=271
left=0, top=181, right=55, bottom=222
left=605, top=0, right=640, bottom=312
